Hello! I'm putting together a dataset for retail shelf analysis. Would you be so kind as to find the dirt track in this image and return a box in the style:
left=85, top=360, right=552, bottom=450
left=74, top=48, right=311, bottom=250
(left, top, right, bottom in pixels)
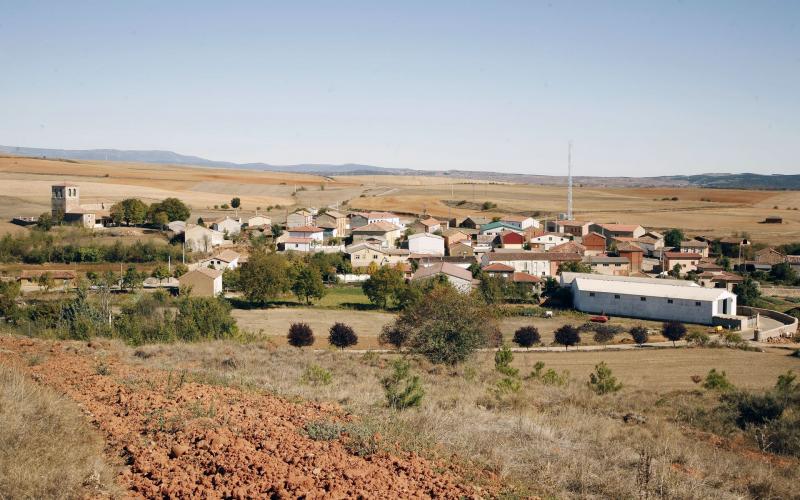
left=0, top=336, right=493, bottom=498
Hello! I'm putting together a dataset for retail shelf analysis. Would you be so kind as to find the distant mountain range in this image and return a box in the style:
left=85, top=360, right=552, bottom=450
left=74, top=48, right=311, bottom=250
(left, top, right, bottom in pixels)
left=2, top=145, right=799, bottom=190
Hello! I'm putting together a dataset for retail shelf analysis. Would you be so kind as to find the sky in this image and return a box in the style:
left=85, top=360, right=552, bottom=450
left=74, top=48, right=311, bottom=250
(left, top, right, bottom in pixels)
left=0, top=1, right=798, bottom=176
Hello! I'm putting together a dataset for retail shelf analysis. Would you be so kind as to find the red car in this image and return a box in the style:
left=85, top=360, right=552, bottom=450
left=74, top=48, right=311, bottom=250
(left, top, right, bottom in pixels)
left=590, top=315, right=609, bottom=323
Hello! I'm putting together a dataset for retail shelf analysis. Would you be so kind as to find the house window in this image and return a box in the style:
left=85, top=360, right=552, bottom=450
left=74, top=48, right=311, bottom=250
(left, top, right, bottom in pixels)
left=695, top=301, right=701, bottom=306
left=667, top=299, right=673, bottom=304
left=614, top=294, right=620, bottom=299
left=640, top=297, right=647, bottom=301
left=589, top=292, right=595, bottom=297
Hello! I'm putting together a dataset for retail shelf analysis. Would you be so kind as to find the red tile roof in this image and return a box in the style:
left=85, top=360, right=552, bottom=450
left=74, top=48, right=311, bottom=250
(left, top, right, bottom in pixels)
left=482, top=262, right=514, bottom=272
left=512, top=272, right=540, bottom=283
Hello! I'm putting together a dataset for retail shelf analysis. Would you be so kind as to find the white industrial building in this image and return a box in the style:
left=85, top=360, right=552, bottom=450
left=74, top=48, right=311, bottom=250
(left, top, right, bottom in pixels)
left=560, top=273, right=737, bottom=325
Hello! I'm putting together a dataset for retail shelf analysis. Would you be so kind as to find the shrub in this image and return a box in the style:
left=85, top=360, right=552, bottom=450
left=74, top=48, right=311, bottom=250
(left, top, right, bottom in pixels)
left=686, top=330, right=710, bottom=346
left=513, top=326, right=540, bottom=348
left=703, top=368, right=734, bottom=391
left=328, top=322, right=358, bottom=349
left=301, top=364, right=332, bottom=386
left=630, top=326, right=649, bottom=345
left=554, top=324, right=580, bottom=350
left=662, top=321, right=687, bottom=346
left=528, top=361, right=546, bottom=379
left=305, top=420, right=344, bottom=441
left=540, top=368, right=569, bottom=386
left=494, top=345, right=519, bottom=378
left=593, top=329, right=616, bottom=344
left=288, top=323, right=315, bottom=348
left=722, top=392, right=785, bottom=429
left=588, top=362, right=622, bottom=394
left=381, top=359, right=424, bottom=410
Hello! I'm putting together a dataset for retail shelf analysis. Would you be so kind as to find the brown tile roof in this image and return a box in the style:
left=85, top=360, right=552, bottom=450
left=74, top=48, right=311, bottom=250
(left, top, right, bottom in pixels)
left=617, top=242, right=644, bottom=253
left=353, top=221, right=401, bottom=233
left=209, top=249, right=241, bottom=262
left=664, top=252, right=700, bottom=259
left=482, top=262, right=514, bottom=272
left=512, top=272, right=541, bottom=283
left=412, top=262, right=473, bottom=282
left=185, top=267, right=223, bottom=279
left=485, top=251, right=581, bottom=262
left=288, top=225, right=323, bottom=233
left=549, top=241, right=585, bottom=254
left=283, top=237, right=313, bottom=244
left=557, top=220, right=589, bottom=227
left=499, top=214, right=530, bottom=222
left=599, top=223, right=643, bottom=232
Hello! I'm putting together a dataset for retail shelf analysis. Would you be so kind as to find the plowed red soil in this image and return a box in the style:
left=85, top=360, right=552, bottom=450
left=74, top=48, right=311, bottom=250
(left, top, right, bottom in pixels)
left=0, top=337, right=495, bottom=498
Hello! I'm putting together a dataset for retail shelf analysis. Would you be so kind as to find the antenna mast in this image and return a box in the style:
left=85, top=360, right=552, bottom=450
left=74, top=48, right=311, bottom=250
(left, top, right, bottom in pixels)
left=567, top=141, right=573, bottom=220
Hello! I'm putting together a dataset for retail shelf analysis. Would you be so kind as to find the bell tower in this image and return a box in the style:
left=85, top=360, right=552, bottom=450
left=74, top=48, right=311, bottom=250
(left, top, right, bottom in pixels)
left=52, top=183, right=80, bottom=216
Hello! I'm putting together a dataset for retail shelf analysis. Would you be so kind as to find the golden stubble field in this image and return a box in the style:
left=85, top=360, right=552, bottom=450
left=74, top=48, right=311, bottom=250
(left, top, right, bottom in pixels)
left=1, top=155, right=799, bottom=243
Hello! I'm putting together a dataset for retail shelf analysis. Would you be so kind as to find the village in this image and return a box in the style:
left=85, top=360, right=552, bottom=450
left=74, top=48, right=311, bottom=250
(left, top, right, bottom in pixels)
left=6, top=182, right=799, bottom=345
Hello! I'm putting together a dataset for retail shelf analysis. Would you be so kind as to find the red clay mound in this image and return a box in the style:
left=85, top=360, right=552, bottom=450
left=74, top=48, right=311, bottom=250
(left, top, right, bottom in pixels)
left=0, top=337, right=493, bottom=498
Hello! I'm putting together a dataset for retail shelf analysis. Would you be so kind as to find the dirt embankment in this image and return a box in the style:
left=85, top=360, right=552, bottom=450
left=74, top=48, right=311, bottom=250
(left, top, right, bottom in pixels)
left=0, top=336, right=493, bottom=499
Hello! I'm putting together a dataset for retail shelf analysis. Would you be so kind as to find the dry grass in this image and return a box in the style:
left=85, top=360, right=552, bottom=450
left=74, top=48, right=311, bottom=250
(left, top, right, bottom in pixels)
left=0, top=364, right=116, bottom=499
left=125, top=341, right=800, bottom=498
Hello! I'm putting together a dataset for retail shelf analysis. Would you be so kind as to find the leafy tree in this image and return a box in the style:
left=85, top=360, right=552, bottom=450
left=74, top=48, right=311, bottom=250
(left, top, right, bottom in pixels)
left=153, top=211, right=169, bottom=230
left=558, top=261, right=592, bottom=274
left=221, top=203, right=230, bottom=210
left=173, top=263, right=188, bottom=278
left=37, top=272, right=54, bottom=293
left=149, top=198, right=191, bottom=222
left=238, top=249, right=291, bottom=304
left=513, top=326, right=540, bottom=348
left=381, top=359, right=425, bottom=410
left=664, top=228, right=685, bottom=248
left=288, top=322, right=315, bottom=348
left=716, top=256, right=732, bottom=271
left=35, top=212, right=54, bottom=231
left=379, top=323, right=410, bottom=349
left=151, top=264, right=170, bottom=284
left=733, top=277, right=762, bottom=306
left=542, top=277, right=560, bottom=297
left=328, top=322, right=358, bottom=349
left=588, top=362, right=622, bottom=394
left=662, top=321, right=687, bottom=346
left=554, top=324, right=580, bottom=350
left=670, top=263, right=683, bottom=277
left=110, top=198, right=148, bottom=226
left=0, top=280, right=22, bottom=324
left=230, top=197, right=241, bottom=209
left=387, top=285, right=498, bottom=365
left=122, top=266, right=145, bottom=290
left=479, top=275, right=506, bottom=304
left=292, top=265, right=326, bottom=304
left=630, top=326, right=649, bottom=346
left=362, top=265, right=404, bottom=309
left=770, top=262, right=797, bottom=284
left=174, top=295, right=238, bottom=342
left=222, top=267, right=240, bottom=291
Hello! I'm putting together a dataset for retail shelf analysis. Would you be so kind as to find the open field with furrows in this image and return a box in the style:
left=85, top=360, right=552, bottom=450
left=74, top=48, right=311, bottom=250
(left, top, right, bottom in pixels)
left=2, top=155, right=800, bottom=243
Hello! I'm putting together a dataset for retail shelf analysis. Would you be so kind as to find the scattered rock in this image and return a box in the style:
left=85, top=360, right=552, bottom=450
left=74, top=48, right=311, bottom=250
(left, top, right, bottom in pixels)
left=623, top=412, right=647, bottom=425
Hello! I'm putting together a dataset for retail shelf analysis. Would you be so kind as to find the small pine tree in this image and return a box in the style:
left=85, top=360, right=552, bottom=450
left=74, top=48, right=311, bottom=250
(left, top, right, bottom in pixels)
left=494, top=345, right=519, bottom=377
left=329, top=322, right=358, bottom=349
left=513, top=326, right=540, bottom=349
left=554, top=324, right=581, bottom=350
left=588, top=362, right=622, bottom=394
left=382, top=359, right=425, bottom=410
left=703, top=368, right=733, bottom=391
left=288, top=322, right=315, bottom=348
left=630, top=326, right=649, bottom=346
left=662, top=321, right=687, bottom=347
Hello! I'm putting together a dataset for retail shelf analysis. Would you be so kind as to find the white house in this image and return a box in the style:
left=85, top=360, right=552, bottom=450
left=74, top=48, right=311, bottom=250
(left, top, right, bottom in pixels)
left=288, top=225, right=324, bottom=242
left=198, top=249, right=241, bottom=270
left=167, top=220, right=186, bottom=234
left=562, top=273, right=736, bottom=325
left=408, top=233, right=445, bottom=256
left=351, top=211, right=403, bottom=229
left=211, top=216, right=242, bottom=236
left=529, top=233, right=571, bottom=251
left=184, top=224, right=225, bottom=253
left=411, top=262, right=474, bottom=294
left=281, top=237, right=314, bottom=252
left=499, top=214, right=539, bottom=230
left=246, top=215, right=271, bottom=228
left=482, top=251, right=582, bottom=277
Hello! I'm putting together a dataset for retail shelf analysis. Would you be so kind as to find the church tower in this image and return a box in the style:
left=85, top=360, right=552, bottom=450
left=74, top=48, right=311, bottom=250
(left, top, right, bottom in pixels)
left=51, top=183, right=80, bottom=216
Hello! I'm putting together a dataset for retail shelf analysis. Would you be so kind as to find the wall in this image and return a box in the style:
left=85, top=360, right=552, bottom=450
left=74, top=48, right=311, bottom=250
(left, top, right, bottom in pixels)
left=571, top=285, right=717, bottom=324
left=738, top=306, right=799, bottom=341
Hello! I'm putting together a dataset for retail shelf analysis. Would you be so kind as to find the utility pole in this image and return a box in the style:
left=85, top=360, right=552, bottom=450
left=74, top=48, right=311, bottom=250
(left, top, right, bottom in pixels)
left=567, top=141, right=573, bottom=220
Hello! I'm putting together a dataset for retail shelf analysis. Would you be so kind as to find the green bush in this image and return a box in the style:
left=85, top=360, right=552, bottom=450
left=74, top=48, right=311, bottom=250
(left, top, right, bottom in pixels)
left=381, top=359, right=424, bottom=410
left=588, top=362, right=622, bottom=395
left=494, top=345, right=519, bottom=377
left=305, top=420, right=344, bottom=441
left=300, top=364, right=332, bottom=386
left=704, top=368, right=734, bottom=391
left=686, top=330, right=711, bottom=346
left=540, top=368, right=569, bottom=386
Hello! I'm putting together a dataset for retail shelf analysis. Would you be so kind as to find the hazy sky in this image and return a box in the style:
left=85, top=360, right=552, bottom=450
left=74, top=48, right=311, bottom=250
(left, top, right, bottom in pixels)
left=1, top=1, right=798, bottom=176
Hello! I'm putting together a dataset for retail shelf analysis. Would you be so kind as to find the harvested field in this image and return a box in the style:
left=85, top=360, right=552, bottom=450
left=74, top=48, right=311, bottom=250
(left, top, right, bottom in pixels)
left=0, top=335, right=495, bottom=498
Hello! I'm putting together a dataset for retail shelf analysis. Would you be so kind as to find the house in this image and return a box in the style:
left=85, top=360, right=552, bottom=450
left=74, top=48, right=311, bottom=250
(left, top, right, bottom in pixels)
left=587, top=256, right=630, bottom=276
left=680, top=240, right=709, bottom=258
left=351, top=222, right=403, bottom=248
left=499, top=214, right=538, bottom=230
left=410, top=217, right=442, bottom=234
left=754, top=248, right=786, bottom=266
left=550, top=220, right=592, bottom=237
left=287, top=209, right=314, bottom=228
left=178, top=267, right=223, bottom=297
left=482, top=262, right=515, bottom=278
left=167, top=220, right=186, bottom=234
left=448, top=241, right=474, bottom=258
left=288, top=225, right=324, bottom=242
left=411, top=262, right=474, bottom=293
left=479, top=221, right=523, bottom=236
left=786, top=255, right=800, bottom=271
left=580, top=232, right=607, bottom=256
left=441, top=228, right=471, bottom=247
left=315, top=210, right=348, bottom=236
left=185, top=224, right=226, bottom=253
left=460, top=216, right=492, bottom=230
left=590, top=223, right=646, bottom=240
left=246, top=215, right=271, bottom=228
left=499, top=230, right=525, bottom=249
left=719, top=237, right=751, bottom=255
left=617, top=243, right=644, bottom=273
left=198, top=249, right=241, bottom=271
left=481, top=251, right=582, bottom=277
left=563, top=273, right=737, bottom=325
left=633, top=235, right=663, bottom=256
left=281, top=237, right=314, bottom=252
left=528, top=233, right=570, bottom=251
left=408, top=233, right=445, bottom=256
left=549, top=241, right=586, bottom=256
left=663, top=252, right=701, bottom=275
left=698, top=271, right=744, bottom=291
left=511, top=272, right=542, bottom=293
left=316, top=222, right=338, bottom=239
left=473, top=234, right=496, bottom=254
left=346, top=242, right=409, bottom=268
left=18, top=270, right=77, bottom=289
left=211, top=216, right=242, bottom=236
left=351, top=212, right=402, bottom=229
